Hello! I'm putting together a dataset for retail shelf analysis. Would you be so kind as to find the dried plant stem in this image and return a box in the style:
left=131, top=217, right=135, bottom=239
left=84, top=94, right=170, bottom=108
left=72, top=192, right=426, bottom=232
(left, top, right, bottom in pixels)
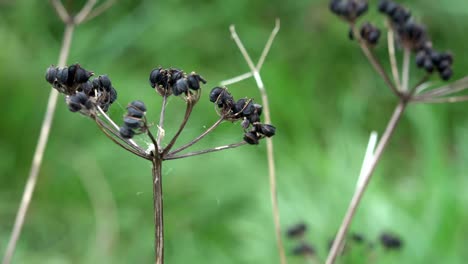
left=387, top=26, right=401, bottom=91
left=352, top=26, right=400, bottom=97
left=164, top=142, right=247, bottom=160
left=219, top=72, right=253, bottom=86
left=3, top=2, right=113, bottom=260
left=151, top=158, right=164, bottom=264
left=2, top=24, right=75, bottom=264
left=168, top=116, right=224, bottom=155
left=157, top=95, right=168, bottom=147
left=326, top=101, right=407, bottom=264
left=97, top=106, right=139, bottom=147
left=402, top=47, right=411, bottom=91
left=230, top=21, right=287, bottom=264
left=413, top=95, right=468, bottom=104
left=162, top=102, right=194, bottom=154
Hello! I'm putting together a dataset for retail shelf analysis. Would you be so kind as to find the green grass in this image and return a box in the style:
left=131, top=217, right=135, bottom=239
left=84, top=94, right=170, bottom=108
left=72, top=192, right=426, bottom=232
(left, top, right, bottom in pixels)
left=1, top=0, right=468, bottom=263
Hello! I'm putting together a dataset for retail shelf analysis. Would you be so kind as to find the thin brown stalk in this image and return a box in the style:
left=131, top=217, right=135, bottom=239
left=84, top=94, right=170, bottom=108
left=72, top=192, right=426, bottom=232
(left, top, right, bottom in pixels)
left=2, top=23, right=74, bottom=264
left=3, top=2, right=113, bottom=262
left=412, top=95, right=468, bottom=104
left=164, top=142, right=247, bottom=160
left=326, top=101, right=407, bottom=264
left=74, top=0, right=97, bottom=24
left=387, top=25, right=401, bottom=91
left=168, top=116, right=225, bottom=156
left=352, top=26, right=400, bottom=97
left=415, top=76, right=468, bottom=98
left=157, top=95, right=168, bottom=147
left=219, top=72, right=253, bottom=86
left=229, top=22, right=286, bottom=264
left=401, top=47, right=411, bottom=92
left=95, top=118, right=150, bottom=159
left=162, top=102, right=194, bottom=155
left=83, top=0, right=116, bottom=23
left=152, top=158, right=164, bottom=264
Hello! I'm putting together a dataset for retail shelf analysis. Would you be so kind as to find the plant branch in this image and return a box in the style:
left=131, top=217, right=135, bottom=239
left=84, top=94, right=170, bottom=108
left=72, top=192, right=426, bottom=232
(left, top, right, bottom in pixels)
left=50, top=0, right=70, bottom=23
left=415, top=76, right=468, bottom=98
left=74, top=0, right=97, bottom=24
left=401, top=47, right=411, bottom=92
left=412, top=95, right=468, bottom=104
left=351, top=26, right=400, bottom=98
left=219, top=72, right=253, bottom=86
left=2, top=23, right=75, bottom=264
left=168, top=116, right=225, bottom=156
left=387, top=25, right=401, bottom=91
left=162, top=102, right=194, bottom=155
left=97, top=106, right=139, bottom=148
left=164, top=142, right=247, bottom=160
left=157, top=95, right=168, bottom=148
left=82, top=0, right=115, bottom=23
left=229, top=22, right=287, bottom=264
left=326, top=101, right=407, bottom=264
left=151, top=158, right=164, bottom=264
left=95, top=118, right=150, bottom=160
left=256, top=18, right=280, bottom=70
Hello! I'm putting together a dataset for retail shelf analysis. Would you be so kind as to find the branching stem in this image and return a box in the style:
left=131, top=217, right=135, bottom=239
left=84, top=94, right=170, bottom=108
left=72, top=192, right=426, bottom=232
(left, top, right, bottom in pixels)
left=326, top=101, right=407, bottom=264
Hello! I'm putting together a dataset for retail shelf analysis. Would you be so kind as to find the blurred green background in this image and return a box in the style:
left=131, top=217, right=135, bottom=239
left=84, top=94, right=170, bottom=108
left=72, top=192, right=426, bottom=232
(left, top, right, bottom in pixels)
left=2, top=0, right=468, bottom=263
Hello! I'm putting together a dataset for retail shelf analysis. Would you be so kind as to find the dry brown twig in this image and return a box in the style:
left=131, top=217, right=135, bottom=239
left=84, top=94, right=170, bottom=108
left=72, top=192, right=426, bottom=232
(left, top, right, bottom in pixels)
left=223, top=19, right=287, bottom=264
left=2, top=1, right=114, bottom=263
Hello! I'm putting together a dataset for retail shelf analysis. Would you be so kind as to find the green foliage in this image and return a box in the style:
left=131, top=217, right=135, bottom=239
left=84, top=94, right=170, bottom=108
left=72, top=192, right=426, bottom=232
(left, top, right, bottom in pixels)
left=1, top=0, right=468, bottom=263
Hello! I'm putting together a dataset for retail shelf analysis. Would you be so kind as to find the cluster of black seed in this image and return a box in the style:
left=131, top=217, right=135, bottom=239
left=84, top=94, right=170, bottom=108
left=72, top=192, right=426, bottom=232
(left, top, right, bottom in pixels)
left=415, top=49, right=453, bottom=80
left=330, top=0, right=368, bottom=22
left=286, top=223, right=316, bottom=257
left=119, top=100, right=147, bottom=139
left=149, top=67, right=206, bottom=96
left=209, top=87, right=276, bottom=145
left=360, top=22, right=381, bottom=45
left=46, top=64, right=117, bottom=113
left=378, top=0, right=454, bottom=80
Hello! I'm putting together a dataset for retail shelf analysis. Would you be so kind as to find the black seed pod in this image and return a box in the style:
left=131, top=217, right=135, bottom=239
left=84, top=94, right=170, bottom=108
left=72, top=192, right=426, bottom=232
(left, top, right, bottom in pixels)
left=244, top=131, right=259, bottom=145
left=440, top=68, right=453, bottom=81
left=209, top=87, right=225, bottom=103
left=45, top=66, right=57, bottom=84
left=253, top=104, right=263, bottom=116
left=57, top=67, right=69, bottom=84
left=129, top=100, right=146, bottom=112
left=92, top=78, right=101, bottom=89
left=173, top=78, right=189, bottom=96
left=119, top=125, right=135, bottom=139
left=127, top=107, right=144, bottom=119
left=242, top=102, right=255, bottom=116
left=80, top=81, right=93, bottom=95
left=67, top=65, right=77, bottom=85
left=287, top=223, right=307, bottom=238
left=415, top=51, right=426, bottom=68
left=187, top=75, right=200, bottom=90
left=351, top=233, right=365, bottom=243
left=109, top=87, right=117, bottom=103
left=292, top=243, right=315, bottom=256
left=248, top=112, right=260, bottom=123
left=423, top=59, right=434, bottom=73
left=99, top=75, right=112, bottom=91
left=241, top=118, right=250, bottom=129
left=74, top=66, right=93, bottom=83
left=380, top=232, right=403, bottom=250
left=124, top=116, right=142, bottom=129
left=234, top=99, right=247, bottom=114
left=260, top=124, right=276, bottom=137
left=67, top=95, right=82, bottom=112
left=75, top=92, right=89, bottom=104
left=149, top=68, right=162, bottom=88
